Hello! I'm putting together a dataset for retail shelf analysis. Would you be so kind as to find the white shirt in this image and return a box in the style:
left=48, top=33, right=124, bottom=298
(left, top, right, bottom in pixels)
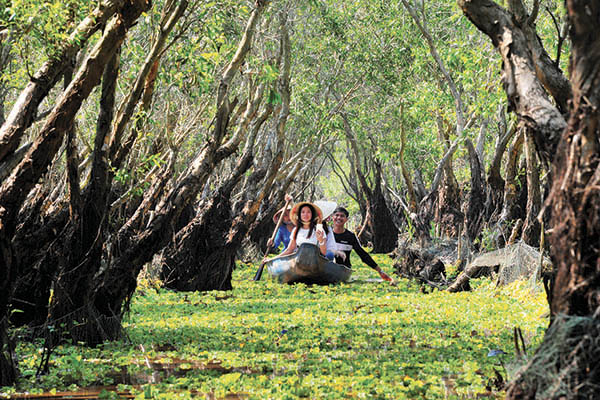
left=293, top=227, right=338, bottom=253
left=294, top=227, right=318, bottom=246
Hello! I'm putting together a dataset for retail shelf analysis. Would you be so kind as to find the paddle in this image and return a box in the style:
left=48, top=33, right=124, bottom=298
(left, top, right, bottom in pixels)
left=253, top=196, right=293, bottom=281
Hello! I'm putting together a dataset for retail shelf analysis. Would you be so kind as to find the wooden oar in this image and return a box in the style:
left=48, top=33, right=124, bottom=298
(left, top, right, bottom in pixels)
left=253, top=197, right=292, bottom=281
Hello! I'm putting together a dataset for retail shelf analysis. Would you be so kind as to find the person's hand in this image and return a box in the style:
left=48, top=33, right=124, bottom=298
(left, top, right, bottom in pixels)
left=377, top=269, right=397, bottom=286
left=315, top=228, right=325, bottom=242
left=334, top=250, right=346, bottom=261
left=285, top=193, right=293, bottom=203
left=266, top=238, right=274, bottom=248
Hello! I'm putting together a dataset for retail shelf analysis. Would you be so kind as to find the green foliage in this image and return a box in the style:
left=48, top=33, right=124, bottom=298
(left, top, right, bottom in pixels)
left=6, top=256, right=547, bottom=399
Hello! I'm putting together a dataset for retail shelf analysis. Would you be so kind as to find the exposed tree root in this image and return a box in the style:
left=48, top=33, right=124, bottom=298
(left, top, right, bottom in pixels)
left=506, top=315, right=600, bottom=399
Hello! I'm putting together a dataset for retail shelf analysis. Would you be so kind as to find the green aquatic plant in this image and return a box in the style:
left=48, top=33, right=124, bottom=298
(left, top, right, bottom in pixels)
left=3, top=254, right=547, bottom=399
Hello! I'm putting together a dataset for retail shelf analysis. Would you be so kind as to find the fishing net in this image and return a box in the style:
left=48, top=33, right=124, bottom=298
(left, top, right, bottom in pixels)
left=496, top=241, right=551, bottom=288
left=468, top=241, right=551, bottom=288
left=507, top=314, right=600, bottom=399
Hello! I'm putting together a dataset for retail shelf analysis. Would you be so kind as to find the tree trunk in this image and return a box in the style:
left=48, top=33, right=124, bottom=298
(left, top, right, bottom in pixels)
left=465, top=139, right=485, bottom=244
left=46, top=0, right=188, bottom=345
left=162, top=105, right=271, bottom=291
left=162, top=191, right=236, bottom=291
left=435, top=115, right=462, bottom=238
left=546, top=3, right=600, bottom=316
left=457, top=0, right=567, bottom=166
left=497, top=129, right=525, bottom=246
left=460, top=0, right=600, bottom=397
left=47, top=47, right=120, bottom=343
left=521, top=133, right=541, bottom=246
left=0, top=0, right=150, bottom=377
left=485, top=117, right=515, bottom=223
left=0, top=0, right=125, bottom=163
left=369, top=162, right=399, bottom=253
left=9, top=203, right=68, bottom=328
left=85, top=2, right=269, bottom=341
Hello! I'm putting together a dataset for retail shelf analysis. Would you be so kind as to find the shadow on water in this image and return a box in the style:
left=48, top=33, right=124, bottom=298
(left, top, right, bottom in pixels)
left=6, top=357, right=256, bottom=400
left=109, top=357, right=259, bottom=385
left=7, top=391, right=248, bottom=400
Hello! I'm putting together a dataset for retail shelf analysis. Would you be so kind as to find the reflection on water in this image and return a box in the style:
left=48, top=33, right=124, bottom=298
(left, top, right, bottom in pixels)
left=6, top=358, right=255, bottom=400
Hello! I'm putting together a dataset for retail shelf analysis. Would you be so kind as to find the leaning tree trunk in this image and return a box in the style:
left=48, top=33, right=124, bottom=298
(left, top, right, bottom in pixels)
left=86, top=1, right=269, bottom=342
left=457, top=0, right=567, bottom=166
left=0, top=0, right=125, bottom=164
left=45, top=48, right=122, bottom=345
left=165, top=11, right=290, bottom=290
left=0, top=1, right=149, bottom=383
left=162, top=103, right=270, bottom=291
left=46, top=0, right=187, bottom=345
left=506, top=2, right=600, bottom=398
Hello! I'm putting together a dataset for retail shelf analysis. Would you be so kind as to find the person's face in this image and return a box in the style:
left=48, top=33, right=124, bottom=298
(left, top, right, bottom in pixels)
left=282, top=211, right=291, bottom=224
left=300, top=206, right=312, bottom=224
left=333, top=212, right=347, bottom=228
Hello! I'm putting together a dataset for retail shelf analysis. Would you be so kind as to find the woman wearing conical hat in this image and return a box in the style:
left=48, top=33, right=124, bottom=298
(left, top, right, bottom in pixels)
left=264, top=200, right=336, bottom=263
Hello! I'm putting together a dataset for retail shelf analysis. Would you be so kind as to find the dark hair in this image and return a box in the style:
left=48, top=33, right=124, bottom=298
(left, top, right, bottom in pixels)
left=293, top=204, right=317, bottom=241
left=333, top=206, right=349, bottom=217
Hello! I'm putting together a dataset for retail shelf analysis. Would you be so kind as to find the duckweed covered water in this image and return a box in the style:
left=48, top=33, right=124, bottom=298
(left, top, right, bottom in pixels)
left=2, top=254, right=548, bottom=399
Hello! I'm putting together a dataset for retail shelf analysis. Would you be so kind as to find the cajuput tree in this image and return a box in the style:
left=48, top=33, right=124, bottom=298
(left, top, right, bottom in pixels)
left=459, top=0, right=600, bottom=397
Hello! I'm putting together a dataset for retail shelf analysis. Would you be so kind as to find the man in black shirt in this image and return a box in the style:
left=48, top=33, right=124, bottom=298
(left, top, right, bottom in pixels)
left=331, top=207, right=395, bottom=284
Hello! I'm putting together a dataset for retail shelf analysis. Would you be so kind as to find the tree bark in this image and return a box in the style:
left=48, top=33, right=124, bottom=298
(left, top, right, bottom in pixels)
left=465, top=139, right=485, bottom=244
left=521, top=133, right=541, bottom=246
left=9, top=197, right=68, bottom=328
left=506, top=0, right=571, bottom=113
left=0, top=0, right=150, bottom=381
left=88, top=2, right=269, bottom=341
left=0, top=0, right=125, bottom=164
left=460, top=0, right=600, bottom=397
left=497, top=129, right=525, bottom=246
left=458, top=0, right=567, bottom=166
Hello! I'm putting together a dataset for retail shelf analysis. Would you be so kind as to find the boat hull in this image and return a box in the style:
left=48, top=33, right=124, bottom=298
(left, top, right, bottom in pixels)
left=266, top=243, right=352, bottom=284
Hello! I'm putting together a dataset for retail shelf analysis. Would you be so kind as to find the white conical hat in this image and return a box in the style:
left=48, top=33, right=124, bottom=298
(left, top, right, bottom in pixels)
left=314, top=200, right=337, bottom=220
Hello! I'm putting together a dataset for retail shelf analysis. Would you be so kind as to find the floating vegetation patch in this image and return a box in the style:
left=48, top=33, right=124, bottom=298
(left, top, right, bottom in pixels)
left=3, top=254, right=548, bottom=399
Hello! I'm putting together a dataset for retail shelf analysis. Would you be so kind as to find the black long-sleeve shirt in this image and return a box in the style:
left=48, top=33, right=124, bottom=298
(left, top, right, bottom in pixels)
left=333, top=229, right=378, bottom=269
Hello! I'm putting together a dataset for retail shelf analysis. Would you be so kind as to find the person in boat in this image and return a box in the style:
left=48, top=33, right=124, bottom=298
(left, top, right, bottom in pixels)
left=331, top=206, right=396, bottom=284
left=264, top=201, right=337, bottom=262
left=267, top=194, right=294, bottom=253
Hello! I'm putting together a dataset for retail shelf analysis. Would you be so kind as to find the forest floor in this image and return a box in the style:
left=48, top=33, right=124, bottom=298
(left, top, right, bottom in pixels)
left=2, top=253, right=548, bottom=399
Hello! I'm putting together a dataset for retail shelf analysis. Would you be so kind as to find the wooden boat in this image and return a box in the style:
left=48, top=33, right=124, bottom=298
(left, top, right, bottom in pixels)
left=266, top=243, right=352, bottom=284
